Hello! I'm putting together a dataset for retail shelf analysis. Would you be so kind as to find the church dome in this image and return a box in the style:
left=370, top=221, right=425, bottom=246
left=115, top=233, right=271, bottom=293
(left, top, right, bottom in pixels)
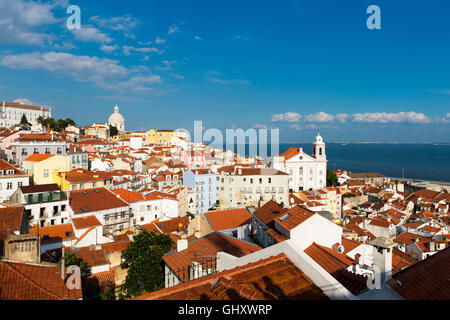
left=314, top=133, right=324, bottom=143
left=108, top=105, right=125, bottom=124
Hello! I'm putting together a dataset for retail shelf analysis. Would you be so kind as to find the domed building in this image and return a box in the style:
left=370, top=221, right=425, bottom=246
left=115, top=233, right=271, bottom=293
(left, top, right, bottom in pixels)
left=108, top=104, right=125, bottom=133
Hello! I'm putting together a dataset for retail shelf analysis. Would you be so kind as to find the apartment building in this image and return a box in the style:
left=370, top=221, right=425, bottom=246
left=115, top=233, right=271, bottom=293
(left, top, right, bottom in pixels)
left=216, top=166, right=289, bottom=210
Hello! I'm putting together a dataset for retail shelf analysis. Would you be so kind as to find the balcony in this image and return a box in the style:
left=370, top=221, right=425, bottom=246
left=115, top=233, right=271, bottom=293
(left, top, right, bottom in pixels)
left=25, top=191, right=67, bottom=205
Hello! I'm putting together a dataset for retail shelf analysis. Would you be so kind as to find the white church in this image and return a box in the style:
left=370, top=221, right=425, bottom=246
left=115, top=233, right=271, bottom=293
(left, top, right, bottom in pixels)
left=271, top=133, right=327, bottom=192
left=108, top=104, right=125, bottom=133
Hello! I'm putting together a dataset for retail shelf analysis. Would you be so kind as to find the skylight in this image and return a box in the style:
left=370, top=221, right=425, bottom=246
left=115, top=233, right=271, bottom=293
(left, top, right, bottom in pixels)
left=279, top=213, right=291, bottom=222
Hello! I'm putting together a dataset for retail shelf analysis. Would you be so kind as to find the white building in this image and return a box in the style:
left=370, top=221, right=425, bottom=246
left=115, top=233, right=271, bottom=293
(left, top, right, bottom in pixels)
left=0, top=159, right=29, bottom=203
left=108, top=105, right=125, bottom=133
left=0, top=101, right=52, bottom=128
left=216, top=166, right=289, bottom=210
left=9, top=184, right=69, bottom=228
left=271, top=133, right=327, bottom=192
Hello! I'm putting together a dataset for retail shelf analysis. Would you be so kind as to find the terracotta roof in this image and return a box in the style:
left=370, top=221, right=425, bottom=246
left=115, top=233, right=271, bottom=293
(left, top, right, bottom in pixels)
left=71, top=216, right=102, bottom=229
left=111, top=188, right=146, bottom=203
left=0, top=261, right=82, bottom=300
left=392, top=247, right=417, bottom=274
left=2, top=101, right=50, bottom=111
left=237, top=168, right=288, bottom=176
left=205, top=208, right=251, bottom=231
left=369, top=217, right=391, bottom=228
left=29, top=223, right=75, bottom=244
left=101, top=240, right=130, bottom=254
left=387, top=247, right=450, bottom=300
left=0, top=205, right=24, bottom=239
left=19, top=183, right=61, bottom=194
left=69, top=187, right=129, bottom=214
left=394, top=232, right=427, bottom=245
left=341, top=237, right=362, bottom=253
left=133, top=253, right=327, bottom=300
left=24, top=154, right=55, bottom=162
left=266, top=227, right=289, bottom=243
left=61, top=169, right=113, bottom=183
left=142, top=216, right=189, bottom=234
left=279, top=147, right=300, bottom=160
left=67, top=246, right=109, bottom=268
left=0, top=159, right=26, bottom=175
left=275, top=205, right=315, bottom=231
left=162, top=232, right=261, bottom=278
left=82, top=270, right=115, bottom=297
left=304, top=243, right=367, bottom=295
left=251, top=200, right=288, bottom=225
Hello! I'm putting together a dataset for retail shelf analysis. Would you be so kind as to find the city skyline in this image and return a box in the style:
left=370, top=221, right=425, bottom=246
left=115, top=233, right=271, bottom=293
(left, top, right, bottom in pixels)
left=0, top=0, right=450, bottom=142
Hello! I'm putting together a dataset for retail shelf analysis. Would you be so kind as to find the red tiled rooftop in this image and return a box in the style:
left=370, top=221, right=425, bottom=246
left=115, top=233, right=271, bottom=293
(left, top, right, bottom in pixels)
left=0, top=261, right=82, bottom=300
left=205, top=208, right=251, bottom=231
left=69, top=187, right=128, bottom=214
left=133, top=253, right=327, bottom=300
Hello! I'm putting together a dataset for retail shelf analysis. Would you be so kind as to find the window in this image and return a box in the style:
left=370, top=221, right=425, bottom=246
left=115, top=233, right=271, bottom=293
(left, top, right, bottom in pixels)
left=18, top=182, right=23, bottom=187
left=6, top=182, right=12, bottom=190
left=268, top=178, right=271, bottom=183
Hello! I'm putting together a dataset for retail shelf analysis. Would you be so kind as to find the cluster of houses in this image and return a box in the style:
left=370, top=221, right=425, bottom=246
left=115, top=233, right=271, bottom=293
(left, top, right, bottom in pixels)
left=0, top=101, right=448, bottom=300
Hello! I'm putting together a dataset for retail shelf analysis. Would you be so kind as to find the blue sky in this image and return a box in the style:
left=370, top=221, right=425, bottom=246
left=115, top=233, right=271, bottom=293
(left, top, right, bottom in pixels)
left=0, top=0, right=449, bottom=142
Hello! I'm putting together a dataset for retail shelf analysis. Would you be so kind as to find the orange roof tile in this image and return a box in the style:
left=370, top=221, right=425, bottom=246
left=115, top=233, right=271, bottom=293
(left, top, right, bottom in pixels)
left=24, top=154, right=56, bottom=162
left=71, top=216, right=102, bottom=229
left=69, top=187, right=128, bottom=214
left=133, top=253, right=327, bottom=300
left=0, top=261, right=82, bottom=300
left=205, top=208, right=251, bottom=231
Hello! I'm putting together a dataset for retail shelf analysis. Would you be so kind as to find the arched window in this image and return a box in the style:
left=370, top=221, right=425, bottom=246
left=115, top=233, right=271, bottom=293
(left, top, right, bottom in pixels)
left=319, top=147, right=322, bottom=155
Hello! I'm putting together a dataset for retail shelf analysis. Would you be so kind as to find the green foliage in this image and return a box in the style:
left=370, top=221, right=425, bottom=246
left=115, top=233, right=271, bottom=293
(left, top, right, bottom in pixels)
left=37, top=116, right=75, bottom=132
left=20, top=114, right=30, bottom=125
left=99, top=282, right=116, bottom=300
left=326, top=168, right=338, bottom=187
left=109, top=124, right=119, bottom=137
left=186, top=212, right=195, bottom=219
left=120, top=230, right=174, bottom=298
left=442, top=188, right=448, bottom=193
left=58, top=251, right=87, bottom=273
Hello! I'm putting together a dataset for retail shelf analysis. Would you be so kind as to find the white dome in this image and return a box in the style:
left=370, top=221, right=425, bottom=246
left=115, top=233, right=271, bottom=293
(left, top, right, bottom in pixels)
left=314, top=133, right=323, bottom=143
left=108, top=104, right=125, bottom=124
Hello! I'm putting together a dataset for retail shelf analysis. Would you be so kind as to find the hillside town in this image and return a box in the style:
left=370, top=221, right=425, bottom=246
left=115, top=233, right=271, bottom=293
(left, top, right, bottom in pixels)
left=0, top=101, right=448, bottom=300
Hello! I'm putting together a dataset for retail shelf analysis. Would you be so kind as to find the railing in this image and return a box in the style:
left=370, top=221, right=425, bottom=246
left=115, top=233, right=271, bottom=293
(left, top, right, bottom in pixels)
left=165, top=257, right=218, bottom=288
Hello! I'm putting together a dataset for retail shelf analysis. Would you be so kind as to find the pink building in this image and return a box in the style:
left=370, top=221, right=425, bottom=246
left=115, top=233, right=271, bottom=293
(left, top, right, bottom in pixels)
left=179, top=150, right=207, bottom=170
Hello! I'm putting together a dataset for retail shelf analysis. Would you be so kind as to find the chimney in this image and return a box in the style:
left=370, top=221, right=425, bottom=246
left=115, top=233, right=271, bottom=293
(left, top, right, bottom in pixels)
left=46, top=123, right=50, bottom=134
left=370, top=237, right=395, bottom=282
left=354, top=253, right=361, bottom=265
left=177, top=239, right=188, bottom=253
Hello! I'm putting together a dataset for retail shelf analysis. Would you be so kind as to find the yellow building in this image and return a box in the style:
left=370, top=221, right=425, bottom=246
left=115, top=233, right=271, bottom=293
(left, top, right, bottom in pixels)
left=145, top=129, right=189, bottom=145
left=54, top=169, right=114, bottom=191
left=22, top=154, right=71, bottom=185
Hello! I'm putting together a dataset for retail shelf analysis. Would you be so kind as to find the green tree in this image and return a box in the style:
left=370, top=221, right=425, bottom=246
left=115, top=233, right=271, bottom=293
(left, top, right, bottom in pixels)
left=58, top=251, right=87, bottom=273
left=99, top=281, right=116, bottom=300
left=109, top=124, right=119, bottom=137
left=36, top=116, right=76, bottom=132
left=120, top=230, right=174, bottom=298
left=326, top=168, right=338, bottom=187
left=186, top=212, right=195, bottom=219
left=20, top=114, right=30, bottom=125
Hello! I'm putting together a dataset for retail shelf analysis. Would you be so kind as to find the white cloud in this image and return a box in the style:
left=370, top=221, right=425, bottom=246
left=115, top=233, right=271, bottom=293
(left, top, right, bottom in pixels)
left=194, top=36, right=202, bottom=40
left=304, top=111, right=335, bottom=123
left=122, top=46, right=161, bottom=56
left=290, top=124, right=302, bottom=130
left=155, top=60, right=176, bottom=70
left=253, top=123, right=268, bottom=129
left=231, top=33, right=250, bottom=41
left=446, top=113, right=450, bottom=118
left=0, top=0, right=62, bottom=45
left=101, top=44, right=119, bottom=54
left=206, top=71, right=250, bottom=86
left=168, top=24, right=180, bottom=34
left=89, top=14, right=140, bottom=31
left=351, top=111, right=431, bottom=124
left=171, top=73, right=184, bottom=79
left=71, top=27, right=112, bottom=43
left=155, top=36, right=166, bottom=44
left=0, top=51, right=160, bottom=94
left=13, top=98, right=33, bottom=105
left=271, top=112, right=301, bottom=123
left=336, top=113, right=350, bottom=123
